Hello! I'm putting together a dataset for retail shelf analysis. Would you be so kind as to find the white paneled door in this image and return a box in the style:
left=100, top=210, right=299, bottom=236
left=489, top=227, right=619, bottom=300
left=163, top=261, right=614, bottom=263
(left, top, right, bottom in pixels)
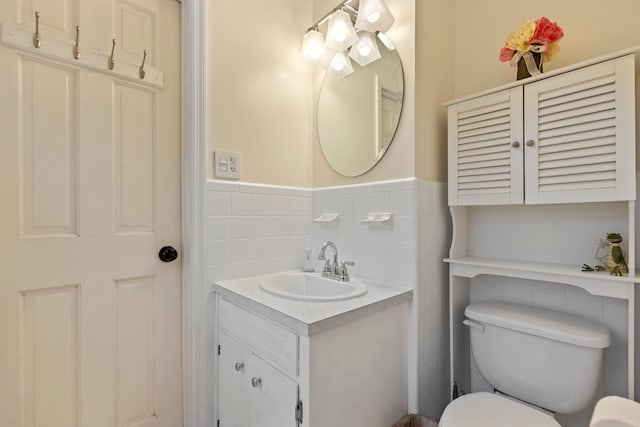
left=0, top=0, right=182, bottom=426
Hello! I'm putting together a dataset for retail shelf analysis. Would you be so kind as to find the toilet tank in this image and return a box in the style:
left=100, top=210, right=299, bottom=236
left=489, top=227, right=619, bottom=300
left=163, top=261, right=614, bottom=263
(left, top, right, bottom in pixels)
left=465, top=302, right=610, bottom=414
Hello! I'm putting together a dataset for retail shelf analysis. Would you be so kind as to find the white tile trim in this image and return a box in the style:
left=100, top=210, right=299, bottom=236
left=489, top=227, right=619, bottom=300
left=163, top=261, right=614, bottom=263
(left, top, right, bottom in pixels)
left=313, top=177, right=418, bottom=195
left=207, top=179, right=312, bottom=196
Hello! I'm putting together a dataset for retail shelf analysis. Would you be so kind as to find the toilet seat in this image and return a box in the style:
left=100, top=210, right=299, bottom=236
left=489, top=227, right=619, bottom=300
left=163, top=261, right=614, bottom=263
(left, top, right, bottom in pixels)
left=439, top=392, right=561, bottom=427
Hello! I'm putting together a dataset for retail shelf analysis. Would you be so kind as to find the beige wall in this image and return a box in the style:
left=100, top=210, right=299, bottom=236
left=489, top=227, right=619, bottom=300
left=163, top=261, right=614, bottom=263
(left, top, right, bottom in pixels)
left=313, top=0, right=457, bottom=186
left=205, top=0, right=449, bottom=188
left=453, top=0, right=640, bottom=172
left=453, top=0, right=640, bottom=98
left=206, top=0, right=314, bottom=187
left=416, top=0, right=640, bottom=184
left=207, top=0, right=640, bottom=188
left=414, top=0, right=455, bottom=184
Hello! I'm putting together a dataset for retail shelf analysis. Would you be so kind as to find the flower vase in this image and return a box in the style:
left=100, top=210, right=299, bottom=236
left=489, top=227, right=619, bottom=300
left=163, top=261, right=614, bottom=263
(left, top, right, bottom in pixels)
left=517, top=51, right=543, bottom=80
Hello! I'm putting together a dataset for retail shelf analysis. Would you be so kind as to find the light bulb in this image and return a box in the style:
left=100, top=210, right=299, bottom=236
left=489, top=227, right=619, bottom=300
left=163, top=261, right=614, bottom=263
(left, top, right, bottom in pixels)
left=367, top=11, right=381, bottom=23
left=349, top=31, right=382, bottom=66
left=325, top=10, right=358, bottom=51
left=308, top=41, right=323, bottom=59
left=354, top=0, right=395, bottom=33
left=358, top=45, right=372, bottom=57
left=327, top=51, right=354, bottom=78
left=301, top=29, right=330, bottom=65
left=309, top=49, right=322, bottom=60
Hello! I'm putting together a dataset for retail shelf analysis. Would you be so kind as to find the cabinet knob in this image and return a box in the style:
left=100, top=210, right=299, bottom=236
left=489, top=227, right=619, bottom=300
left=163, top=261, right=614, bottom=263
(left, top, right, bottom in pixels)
left=251, top=377, right=262, bottom=388
left=526, top=140, right=535, bottom=147
left=234, top=362, right=244, bottom=372
left=511, top=141, right=520, bottom=148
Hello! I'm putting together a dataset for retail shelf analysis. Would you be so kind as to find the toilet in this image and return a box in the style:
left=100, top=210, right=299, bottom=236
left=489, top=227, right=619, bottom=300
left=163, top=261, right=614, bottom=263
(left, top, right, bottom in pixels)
left=440, top=301, right=611, bottom=427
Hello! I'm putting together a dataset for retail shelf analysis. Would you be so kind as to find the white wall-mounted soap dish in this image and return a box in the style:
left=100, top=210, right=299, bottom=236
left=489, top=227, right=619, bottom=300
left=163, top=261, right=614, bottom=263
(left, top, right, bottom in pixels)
left=313, top=213, right=339, bottom=223
left=360, top=212, right=393, bottom=225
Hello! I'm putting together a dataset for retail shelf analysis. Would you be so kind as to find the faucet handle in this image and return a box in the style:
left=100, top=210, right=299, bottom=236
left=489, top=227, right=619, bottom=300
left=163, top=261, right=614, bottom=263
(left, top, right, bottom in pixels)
left=321, top=259, right=333, bottom=277
left=338, top=261, right=355, bottom=282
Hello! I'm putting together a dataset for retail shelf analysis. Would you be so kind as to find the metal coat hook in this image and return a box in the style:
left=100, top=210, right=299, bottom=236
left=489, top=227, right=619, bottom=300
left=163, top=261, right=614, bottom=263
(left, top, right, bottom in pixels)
left=108, top=39, right=116, bottom=70
left=33, top=11, right=41, bottom=48
left=73, top=26, right=80, bottom=59
left=139, top=50, right=147, bottom=79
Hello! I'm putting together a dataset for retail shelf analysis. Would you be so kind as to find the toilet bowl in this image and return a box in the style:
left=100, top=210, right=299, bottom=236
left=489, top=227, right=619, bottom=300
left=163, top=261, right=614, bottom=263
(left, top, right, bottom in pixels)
left=440, top=302, right=611, bottom=426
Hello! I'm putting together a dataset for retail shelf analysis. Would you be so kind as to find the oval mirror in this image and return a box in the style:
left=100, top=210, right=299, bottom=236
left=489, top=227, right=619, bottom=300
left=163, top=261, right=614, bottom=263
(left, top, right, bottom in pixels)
left=317, top=35, right=404, bottom=177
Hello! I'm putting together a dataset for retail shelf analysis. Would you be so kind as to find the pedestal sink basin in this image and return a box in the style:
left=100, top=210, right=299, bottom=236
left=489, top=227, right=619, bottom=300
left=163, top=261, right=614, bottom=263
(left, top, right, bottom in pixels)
left=259, top=272, right=367, bottom=302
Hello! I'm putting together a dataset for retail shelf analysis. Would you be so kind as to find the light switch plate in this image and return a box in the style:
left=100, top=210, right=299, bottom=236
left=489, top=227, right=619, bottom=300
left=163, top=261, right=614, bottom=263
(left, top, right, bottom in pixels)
left=214, top=151, right=241, bottom=179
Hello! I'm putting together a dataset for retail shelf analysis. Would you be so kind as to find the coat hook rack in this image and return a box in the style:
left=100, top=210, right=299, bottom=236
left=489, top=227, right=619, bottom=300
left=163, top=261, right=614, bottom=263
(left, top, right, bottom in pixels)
left=108, top=38, right=115, bottom=70
left=73, top=25, right=80, bottom=59
left=33, top=11, right=41, bottom=48
left=1, top=22, right=164, bottom=88
left=139, top=49, right=147, bottom=79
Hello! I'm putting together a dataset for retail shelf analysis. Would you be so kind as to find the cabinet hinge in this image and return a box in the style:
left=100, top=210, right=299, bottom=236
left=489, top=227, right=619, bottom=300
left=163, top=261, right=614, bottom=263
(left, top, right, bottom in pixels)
left=295, top=400, right=303, bottom=424
left=217, top=344, right=221, bottom=356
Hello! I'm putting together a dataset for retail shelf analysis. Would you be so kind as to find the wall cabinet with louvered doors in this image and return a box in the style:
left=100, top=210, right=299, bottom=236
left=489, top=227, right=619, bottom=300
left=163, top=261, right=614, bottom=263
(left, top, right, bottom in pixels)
left=448, top=54, right=636, bottom=206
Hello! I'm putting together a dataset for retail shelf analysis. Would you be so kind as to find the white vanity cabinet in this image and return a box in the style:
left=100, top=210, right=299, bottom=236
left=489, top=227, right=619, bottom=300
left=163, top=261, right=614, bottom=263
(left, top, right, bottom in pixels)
left=215, top=290, right=410, bottom=427
left=448, top=54, right=636, bottom=206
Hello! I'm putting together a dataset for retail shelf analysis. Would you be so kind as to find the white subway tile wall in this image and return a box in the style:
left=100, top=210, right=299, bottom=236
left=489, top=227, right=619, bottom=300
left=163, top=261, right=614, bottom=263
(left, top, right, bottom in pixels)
left=417, top=180, right=451, bottom=418
left=312, top=179, right=419, bottom=287
left=206, top=180, right=313, bottom=282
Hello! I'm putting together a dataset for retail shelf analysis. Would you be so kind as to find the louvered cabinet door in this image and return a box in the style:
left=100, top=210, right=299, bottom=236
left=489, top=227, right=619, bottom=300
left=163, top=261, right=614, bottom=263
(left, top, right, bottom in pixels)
left=448, top=88, right=525, bottom=205
left=523, top=55, right=636, bottom=204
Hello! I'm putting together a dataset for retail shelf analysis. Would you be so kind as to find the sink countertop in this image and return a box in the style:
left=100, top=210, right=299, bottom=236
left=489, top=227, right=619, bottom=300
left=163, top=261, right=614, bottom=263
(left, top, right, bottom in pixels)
left=211, top=272, right=413, bottom=336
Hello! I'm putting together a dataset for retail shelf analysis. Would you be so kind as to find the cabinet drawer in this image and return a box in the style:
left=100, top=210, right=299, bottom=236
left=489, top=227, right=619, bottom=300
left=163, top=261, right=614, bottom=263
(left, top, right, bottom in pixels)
left=219, top=298, right=298, bottom=377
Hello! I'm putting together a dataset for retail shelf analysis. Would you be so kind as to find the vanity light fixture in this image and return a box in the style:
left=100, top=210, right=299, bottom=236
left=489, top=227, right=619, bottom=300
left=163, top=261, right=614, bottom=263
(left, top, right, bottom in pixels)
left=325, top=9, right=359, bottom=51
left=348, top=30, right=381, bottom=66
left=301, top=0, right=395, bottom=78
left=354, top=0, right=395, bottom=33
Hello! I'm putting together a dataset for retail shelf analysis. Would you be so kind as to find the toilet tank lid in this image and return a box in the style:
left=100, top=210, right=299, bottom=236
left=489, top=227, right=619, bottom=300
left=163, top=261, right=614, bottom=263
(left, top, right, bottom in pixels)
left=465, top=302, right=610, bottom=348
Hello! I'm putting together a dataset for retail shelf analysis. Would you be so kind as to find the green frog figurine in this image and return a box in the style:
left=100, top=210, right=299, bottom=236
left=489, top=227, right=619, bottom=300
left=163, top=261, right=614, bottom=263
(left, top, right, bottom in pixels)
left=604, top=233, right=628, bottom=276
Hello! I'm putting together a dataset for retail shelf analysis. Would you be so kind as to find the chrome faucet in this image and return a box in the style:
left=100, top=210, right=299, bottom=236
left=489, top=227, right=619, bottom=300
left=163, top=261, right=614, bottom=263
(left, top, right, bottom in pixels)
left=317, top=241, right=354, bottom=282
